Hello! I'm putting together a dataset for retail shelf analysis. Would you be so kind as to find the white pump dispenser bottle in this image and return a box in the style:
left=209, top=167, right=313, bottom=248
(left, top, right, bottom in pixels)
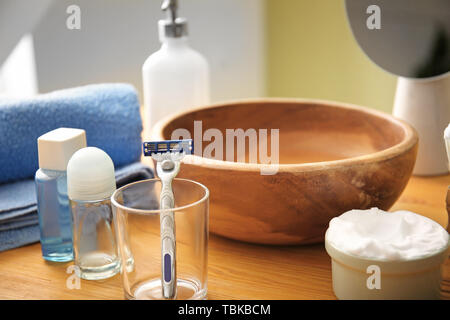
left=142, top=0, right=210, bottom=131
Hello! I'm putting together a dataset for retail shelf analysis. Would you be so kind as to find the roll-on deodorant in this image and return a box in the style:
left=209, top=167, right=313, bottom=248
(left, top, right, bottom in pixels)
left=67, top=147, right=120, bottom=280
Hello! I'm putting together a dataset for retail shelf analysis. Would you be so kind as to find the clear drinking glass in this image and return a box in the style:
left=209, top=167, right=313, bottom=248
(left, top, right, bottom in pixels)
left=111, top=178, right=209, bottom=300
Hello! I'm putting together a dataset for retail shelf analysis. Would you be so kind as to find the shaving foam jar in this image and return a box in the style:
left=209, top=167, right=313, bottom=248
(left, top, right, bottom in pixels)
left=325, top=208, right=450, bottom=300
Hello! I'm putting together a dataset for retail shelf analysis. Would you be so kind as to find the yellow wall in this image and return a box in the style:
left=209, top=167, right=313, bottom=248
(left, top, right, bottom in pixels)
left=266, top=0, right=397, bottom=113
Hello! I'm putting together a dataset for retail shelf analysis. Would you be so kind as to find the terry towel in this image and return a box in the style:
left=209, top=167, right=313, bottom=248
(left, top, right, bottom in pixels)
left=0, top=83, right=143, bottom=183
left=0, top=162, right=154, bottom=252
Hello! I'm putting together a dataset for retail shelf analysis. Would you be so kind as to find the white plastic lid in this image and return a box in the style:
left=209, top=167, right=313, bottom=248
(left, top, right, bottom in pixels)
left=37, top=128, right=87, bottom=171
left=67, top=147, right=116, bottom=201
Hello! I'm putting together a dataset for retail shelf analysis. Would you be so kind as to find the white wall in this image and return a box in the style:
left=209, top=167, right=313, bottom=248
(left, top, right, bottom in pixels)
left=32, top=0, right=266, bottom=103
left=0, top=0, right=52, bottom=65
left=0, top=34, right=38, bottom=98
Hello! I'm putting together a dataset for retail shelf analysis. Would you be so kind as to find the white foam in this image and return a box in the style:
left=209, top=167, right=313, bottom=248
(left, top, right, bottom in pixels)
left=326, top=208, right=449, bottom=260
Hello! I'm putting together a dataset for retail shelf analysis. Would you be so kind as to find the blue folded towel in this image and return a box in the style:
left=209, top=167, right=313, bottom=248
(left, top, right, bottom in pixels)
left=0, top=83, right=143, bottom=184
left=0, top=179, right=37, bottom=215
left=0, top=225, right=40, bottom=253
left=0, top=214, right=38, bottom=231
left=0, top=162, right=154, bottom=252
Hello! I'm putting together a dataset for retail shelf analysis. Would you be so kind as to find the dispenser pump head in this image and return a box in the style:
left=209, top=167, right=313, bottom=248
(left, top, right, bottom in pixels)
left=159, top=0, right=188, bottom=40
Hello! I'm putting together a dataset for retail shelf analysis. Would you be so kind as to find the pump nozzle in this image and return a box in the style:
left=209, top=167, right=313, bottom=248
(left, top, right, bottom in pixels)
left=161, top=0, right=178, bottom=23
left=159, top=0, right=187, bottom=39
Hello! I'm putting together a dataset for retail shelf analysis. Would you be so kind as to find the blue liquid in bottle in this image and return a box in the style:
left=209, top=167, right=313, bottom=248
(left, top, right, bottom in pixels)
left=35, top=169, right=73, bottom=262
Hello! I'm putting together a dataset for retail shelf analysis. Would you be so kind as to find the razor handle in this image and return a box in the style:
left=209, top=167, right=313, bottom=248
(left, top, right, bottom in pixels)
left=160, top=180, right=177, bottom=299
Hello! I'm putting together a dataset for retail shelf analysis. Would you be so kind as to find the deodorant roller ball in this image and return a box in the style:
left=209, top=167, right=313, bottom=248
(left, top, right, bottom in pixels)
left=67, top=147, right=120, bottom=280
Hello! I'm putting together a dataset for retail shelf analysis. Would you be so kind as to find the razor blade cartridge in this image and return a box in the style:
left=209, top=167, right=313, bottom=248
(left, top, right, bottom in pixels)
left=143, top=139, right=193, bottom=156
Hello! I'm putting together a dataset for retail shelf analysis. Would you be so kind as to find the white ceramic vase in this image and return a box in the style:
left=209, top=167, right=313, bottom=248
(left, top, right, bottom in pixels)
left=393, top=74, right=450, bottom=176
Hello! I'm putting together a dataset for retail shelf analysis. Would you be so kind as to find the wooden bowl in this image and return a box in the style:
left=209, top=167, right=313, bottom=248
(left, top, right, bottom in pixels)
left=152, top=99, right=418, bottom=245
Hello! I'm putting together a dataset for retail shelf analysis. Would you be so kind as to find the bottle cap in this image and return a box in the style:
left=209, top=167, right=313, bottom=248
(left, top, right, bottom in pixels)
left=37, top=128, right=87, bottom=171
left=158, top=18, right=188, bottom=40
left=67, top=147, right=116, bottom=201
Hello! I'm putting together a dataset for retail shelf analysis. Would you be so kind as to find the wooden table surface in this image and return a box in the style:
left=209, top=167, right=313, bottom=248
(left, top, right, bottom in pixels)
left=0, top=174, right=449, bottom=300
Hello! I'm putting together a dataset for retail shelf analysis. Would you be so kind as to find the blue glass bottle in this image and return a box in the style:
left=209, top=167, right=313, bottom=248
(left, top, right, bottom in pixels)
left=35, top=169, right=73, bottom=262
left=35, top=128, right=87, bottom=262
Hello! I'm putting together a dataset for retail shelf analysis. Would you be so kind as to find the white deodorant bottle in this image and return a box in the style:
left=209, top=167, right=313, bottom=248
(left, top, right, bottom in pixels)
left=142, top=0, right=210, bottom=131
left=67, top=147, right=120, bottom=280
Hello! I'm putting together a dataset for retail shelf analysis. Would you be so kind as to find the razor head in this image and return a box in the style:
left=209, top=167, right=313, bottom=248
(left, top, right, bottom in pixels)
left=143, top=139, right=193, bottom=157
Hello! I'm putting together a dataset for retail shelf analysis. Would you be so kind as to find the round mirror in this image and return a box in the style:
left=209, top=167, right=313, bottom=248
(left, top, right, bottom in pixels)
left=345, top=0, right=450, bottom=79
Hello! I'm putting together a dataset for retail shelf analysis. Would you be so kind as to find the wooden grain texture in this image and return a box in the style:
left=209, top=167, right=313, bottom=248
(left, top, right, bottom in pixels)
left=0, top=174, right=448, bottom=300
left=152, top=99, right=419, bottom=244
